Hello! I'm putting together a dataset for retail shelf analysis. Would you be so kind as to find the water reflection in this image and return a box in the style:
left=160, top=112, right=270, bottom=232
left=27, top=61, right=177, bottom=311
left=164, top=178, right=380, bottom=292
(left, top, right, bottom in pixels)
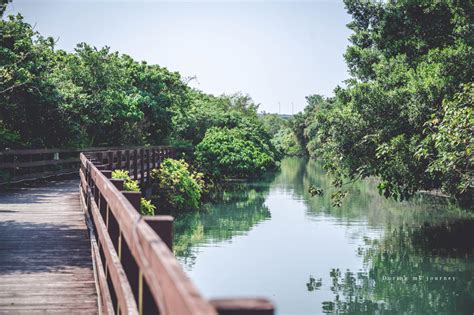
left=174, top=158, right=474, bottom=314
left=319, top=219, right=474, bottom=314
left=173, top=180, right=273, bottom=269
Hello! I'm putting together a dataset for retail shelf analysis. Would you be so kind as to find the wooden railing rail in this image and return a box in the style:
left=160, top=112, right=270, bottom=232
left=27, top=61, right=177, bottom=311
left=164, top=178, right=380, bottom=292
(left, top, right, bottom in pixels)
left=79, top=149, right=274, bottom=315
left=0, top=146, right=174, bottom=185
left=93, top=147, right=176, bottom=186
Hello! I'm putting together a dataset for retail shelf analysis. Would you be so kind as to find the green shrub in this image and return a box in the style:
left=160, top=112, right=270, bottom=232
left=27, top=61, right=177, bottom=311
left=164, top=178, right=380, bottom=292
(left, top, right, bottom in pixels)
left=111, top=169, right=155, bottom=215
left=111, top=170, right=140, bottom=192
left=195, top=127, right=277, bottom=178
left=150, top=158, right=204, bottom=211
left=140, top=198, right=156, bottom=216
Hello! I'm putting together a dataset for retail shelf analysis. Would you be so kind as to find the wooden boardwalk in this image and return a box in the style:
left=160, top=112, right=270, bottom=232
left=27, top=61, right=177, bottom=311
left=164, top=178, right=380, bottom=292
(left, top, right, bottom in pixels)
left=0, top=179, right=98, bottom=314
left=0, top=148, right=274, bottom=315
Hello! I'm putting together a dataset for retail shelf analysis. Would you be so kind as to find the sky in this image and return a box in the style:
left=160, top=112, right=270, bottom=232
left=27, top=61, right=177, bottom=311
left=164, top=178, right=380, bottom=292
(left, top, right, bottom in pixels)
left=6, top=0, right=353, bottom=114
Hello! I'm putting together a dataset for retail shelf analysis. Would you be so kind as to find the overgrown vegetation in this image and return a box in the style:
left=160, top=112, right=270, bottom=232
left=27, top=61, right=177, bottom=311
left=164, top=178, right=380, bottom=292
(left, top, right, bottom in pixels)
left=195, top=121, right=278, bottom=179
left=111, top=170, right=156, bottom=215
left=2, top=0, right=472, bottom=209
left=277, top=1, right=473, bottom=206
left=150, top=159, right=205, bottom=212
left=0, top=3, right=279, bottom=181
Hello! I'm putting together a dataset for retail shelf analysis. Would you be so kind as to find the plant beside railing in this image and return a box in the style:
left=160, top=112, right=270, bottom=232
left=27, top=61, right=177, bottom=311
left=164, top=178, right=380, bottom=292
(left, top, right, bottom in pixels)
left=150, top=158, right=205, bottom=212
left=111, top=169, right=156, bottom=215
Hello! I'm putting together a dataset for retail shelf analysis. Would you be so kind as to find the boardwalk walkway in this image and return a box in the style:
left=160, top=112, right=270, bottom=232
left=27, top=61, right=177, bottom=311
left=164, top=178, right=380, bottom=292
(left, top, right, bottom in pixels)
left=0, top=179, right=98, bottom=314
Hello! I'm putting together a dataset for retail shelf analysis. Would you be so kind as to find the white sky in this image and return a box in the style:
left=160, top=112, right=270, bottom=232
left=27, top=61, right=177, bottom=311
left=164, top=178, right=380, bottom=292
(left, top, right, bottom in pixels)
left=6, top=0, right=352, bottom=114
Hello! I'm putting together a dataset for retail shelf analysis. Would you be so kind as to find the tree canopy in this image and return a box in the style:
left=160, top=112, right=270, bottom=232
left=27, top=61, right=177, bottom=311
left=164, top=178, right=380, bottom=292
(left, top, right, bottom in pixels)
left=0, top=5, right=279, bottom=179
left=279, top=0, right=473, bottom=205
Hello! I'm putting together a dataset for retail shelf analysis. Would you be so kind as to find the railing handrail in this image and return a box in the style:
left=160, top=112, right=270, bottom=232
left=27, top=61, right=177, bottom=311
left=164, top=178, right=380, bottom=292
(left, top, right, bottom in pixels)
left=0, top=145, right=172, bottom=156
left=0, top=145, right=176, bottom=185
left=80, top=151, right=217, bottom=314
left=79, top=147, right=274, bottom=315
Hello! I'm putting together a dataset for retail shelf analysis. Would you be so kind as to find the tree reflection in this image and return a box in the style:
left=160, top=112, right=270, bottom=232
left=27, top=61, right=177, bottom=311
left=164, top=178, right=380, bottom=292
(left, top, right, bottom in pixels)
left=172, top=157, right=474, bottom=313
left=173, top=179, right=274, bottom=268
left=278, top=158, right=474, bottom=313
left=306, top=276, right=322, bottom=292
left=320, top=219, right=474, bottom=314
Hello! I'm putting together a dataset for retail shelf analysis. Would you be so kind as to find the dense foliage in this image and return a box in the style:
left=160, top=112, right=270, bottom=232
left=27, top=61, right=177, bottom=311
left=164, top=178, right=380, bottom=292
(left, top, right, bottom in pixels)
left=111, top=169, right=156, bottom=215
left=171, top=91, right=258, bottom=145
left=260, top=113, right=304, bottom=157
left=1, top=4, right=279, bottom=183
left=285, top=0, right=473, bottom=205
left=195, top=121, right=278, bottom=179
left=1, top=12, right=190, bottom=148
left=150, top=158, right=205, bottom=211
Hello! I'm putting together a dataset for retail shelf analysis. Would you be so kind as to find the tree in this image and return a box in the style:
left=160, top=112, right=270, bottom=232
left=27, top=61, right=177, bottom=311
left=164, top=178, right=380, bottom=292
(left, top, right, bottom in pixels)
left=304, top=0, right=473, bottom=203
left=51, top=44, right=189, bottom=146
left=195, top=125, right=278, bottom=179
left=171, top=91, right=260, bottom=145
left=1, top=13, right=73, bottom=148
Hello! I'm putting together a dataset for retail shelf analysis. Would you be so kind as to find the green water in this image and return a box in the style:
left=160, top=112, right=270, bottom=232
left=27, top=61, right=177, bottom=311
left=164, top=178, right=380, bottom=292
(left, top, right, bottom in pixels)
left=173, top=158, right=474, bottom=315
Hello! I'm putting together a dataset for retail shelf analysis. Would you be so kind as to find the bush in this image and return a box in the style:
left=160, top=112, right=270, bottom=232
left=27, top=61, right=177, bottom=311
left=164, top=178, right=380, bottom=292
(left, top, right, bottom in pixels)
left=111, top=169, right=156, bottom=215
left=150, top=159, right=204, bottom=211
left=111, top=169, right=140, bottom=191
left=140, top=198, right=156, bottom=216
left=195, top=127, right=277, bottom=178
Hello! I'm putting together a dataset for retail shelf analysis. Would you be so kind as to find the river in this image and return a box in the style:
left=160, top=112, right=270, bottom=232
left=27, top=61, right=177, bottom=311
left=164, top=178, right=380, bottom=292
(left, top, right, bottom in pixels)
left=173, top=157, right=474, bottom=314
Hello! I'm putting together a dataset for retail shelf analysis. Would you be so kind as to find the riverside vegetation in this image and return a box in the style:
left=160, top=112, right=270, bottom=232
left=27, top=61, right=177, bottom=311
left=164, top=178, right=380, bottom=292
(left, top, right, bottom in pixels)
left=0, top=0, right=279, bottom=209
left=1, top=0, right=472, bottom=211
left=264, top=1, right=473, bottom=208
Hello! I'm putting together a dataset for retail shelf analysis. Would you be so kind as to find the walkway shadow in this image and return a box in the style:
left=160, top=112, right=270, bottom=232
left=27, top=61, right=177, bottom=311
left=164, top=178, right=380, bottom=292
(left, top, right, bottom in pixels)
left=0, top=219, right=92, bottom=275
left=0, top=178, right=80, bottom=205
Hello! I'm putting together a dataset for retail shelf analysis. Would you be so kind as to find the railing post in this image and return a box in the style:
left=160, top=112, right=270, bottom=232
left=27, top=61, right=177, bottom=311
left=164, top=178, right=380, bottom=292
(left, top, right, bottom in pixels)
left=158, top=149, right=163, bottom=165
left=110, top=178, right=124, bottom=191
left=144, top=216, right=174, bottom=251
left=125, top=150, right=131, bottom=173
left=117, top=150, right=122, bottom=169
left=97, top=152, right=104, bottom=164
left=152, top=149, right=156, bottom=170
left=122, top=191, right=141, bottom=212
left=146, top=149, right=151, bottom=184
left=133, top=149, right=138, bottom=181
left=108, top=151, right=114, bottom=170
left=142, top=281, right=160, bottom=315
left=121, top=191, right=141, bottom=303
left=140, top=149, right=144, bottom=185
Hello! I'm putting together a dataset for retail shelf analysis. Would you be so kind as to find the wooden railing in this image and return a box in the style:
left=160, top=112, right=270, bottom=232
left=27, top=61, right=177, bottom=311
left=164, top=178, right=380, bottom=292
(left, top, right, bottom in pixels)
left=0, top=146, right=175, bottom=185
left=80, top=148, right=274, bottom=315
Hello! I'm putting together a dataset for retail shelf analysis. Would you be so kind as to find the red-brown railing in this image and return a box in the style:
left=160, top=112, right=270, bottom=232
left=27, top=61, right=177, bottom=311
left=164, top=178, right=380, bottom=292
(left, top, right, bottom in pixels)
left=80, top=148, right=274, bottom=315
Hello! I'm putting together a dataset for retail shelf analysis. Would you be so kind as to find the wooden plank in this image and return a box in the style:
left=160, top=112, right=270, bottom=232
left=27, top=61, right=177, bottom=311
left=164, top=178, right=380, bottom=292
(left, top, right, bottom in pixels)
left=0, top=179, right=98, bottom=314
left=0, top=146, right=174, bottom=185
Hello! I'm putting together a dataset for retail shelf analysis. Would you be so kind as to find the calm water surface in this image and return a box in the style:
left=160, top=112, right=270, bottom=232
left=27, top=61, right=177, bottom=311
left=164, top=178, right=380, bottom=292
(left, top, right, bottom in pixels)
left=173, top=158, right=474, bottom=314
